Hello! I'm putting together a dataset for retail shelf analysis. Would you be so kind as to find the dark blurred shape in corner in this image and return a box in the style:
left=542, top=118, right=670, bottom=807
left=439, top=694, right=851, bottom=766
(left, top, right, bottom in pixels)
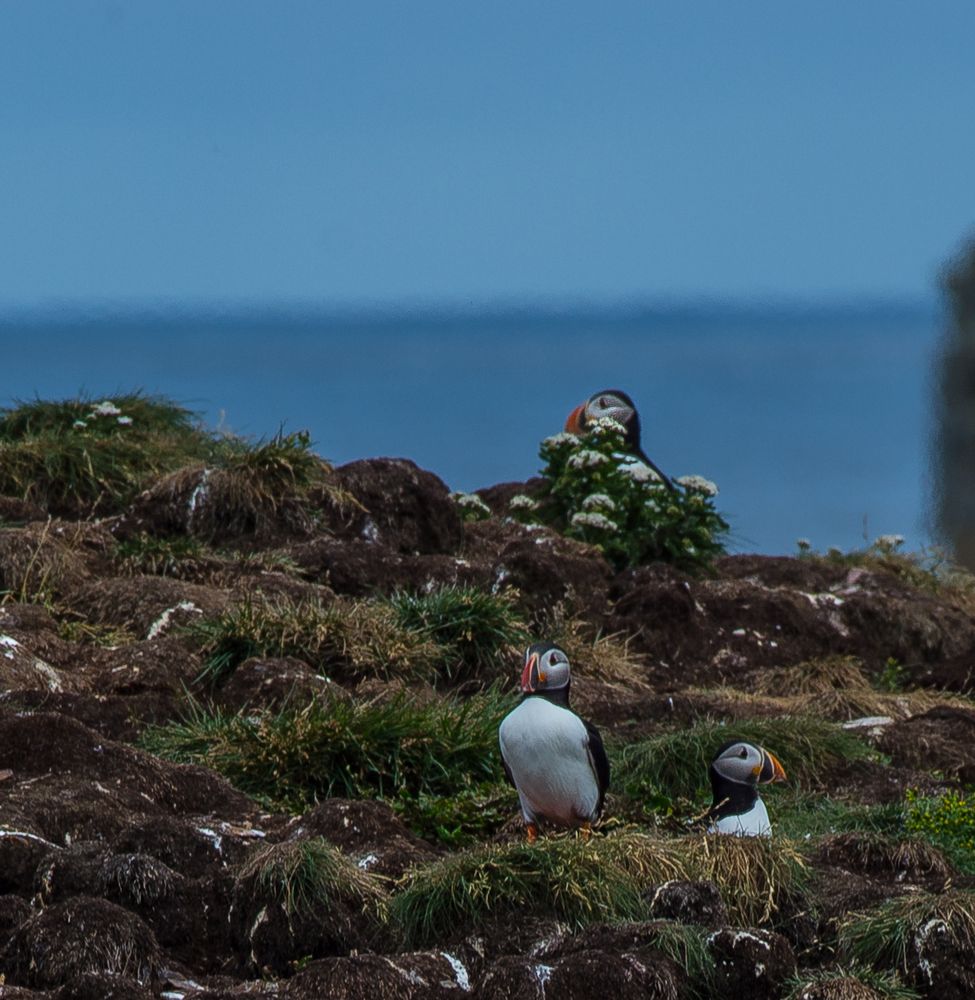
left=938, top=238, right=975, bottom=568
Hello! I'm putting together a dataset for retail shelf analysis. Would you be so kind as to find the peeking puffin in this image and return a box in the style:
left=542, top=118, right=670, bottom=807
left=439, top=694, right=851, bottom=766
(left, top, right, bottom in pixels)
left=498, top=643, right=610, bottom=842
left=564, top=389, right=676, bottom=492
left=706, top=741, right=787, bottom=837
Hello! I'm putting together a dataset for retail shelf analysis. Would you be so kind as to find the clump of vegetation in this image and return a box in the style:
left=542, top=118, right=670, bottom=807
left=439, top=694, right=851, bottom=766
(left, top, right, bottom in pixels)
left=0, top=394, right=217, bottom=517
left=167, top=429, right=343, bottom=541
left=816, top=830, right=954, bottom=881
left=56, top=617, right=135, bottom=648
left=0, top=520, right=90, bottom=604
left=238, top=837, right=386, bottom=923
left=905, top=789, right=975, bottom=874
left=140, top=688, right=511, bottom=812
left=797, top=535, right=975, bottom=605
left=188, top=595, right=439, bottom=686
left=387, top=585, right=529, bottom=686
left=393, top=828, right=806, bottom=947
left=391, top=830, right=684, bottom=947
left=647, top=922, right=716, bottom=1000
left=449, top=491, right=492, bottom=522
left=773, top=796, right=904, bottom=842
left=682, top=834, right=809, bottom=926
left=785, top=965, right=920, bottom=1000
left=838, top=889, right=975, bottom=980
left=114, top=532, right=208, bottom=577
left=392, top=781, right=515, bottom=847
left=510, top=421, right=728, bottom=571
left=615, top=716, right=870, bottom=812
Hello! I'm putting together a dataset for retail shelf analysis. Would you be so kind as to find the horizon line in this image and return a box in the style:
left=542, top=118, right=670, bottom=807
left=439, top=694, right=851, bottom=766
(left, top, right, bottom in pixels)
left=0, top=291, right=942, bottom=327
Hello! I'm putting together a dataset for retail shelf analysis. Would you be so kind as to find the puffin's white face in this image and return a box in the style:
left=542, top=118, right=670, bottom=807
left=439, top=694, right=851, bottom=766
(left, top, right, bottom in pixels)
left=584, top=391, right=635, bottom=429
left=711, top=742, right=787, bottom=786
left=521, top=643, right=571, bottom=693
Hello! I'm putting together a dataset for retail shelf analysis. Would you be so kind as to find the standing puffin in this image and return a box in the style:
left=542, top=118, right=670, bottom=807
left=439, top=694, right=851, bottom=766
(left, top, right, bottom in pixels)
left=564, top=389, right=676, bottom=492
left=498, top=642, right=610, bottom=842
left=706, top=740, right=787, bottom=837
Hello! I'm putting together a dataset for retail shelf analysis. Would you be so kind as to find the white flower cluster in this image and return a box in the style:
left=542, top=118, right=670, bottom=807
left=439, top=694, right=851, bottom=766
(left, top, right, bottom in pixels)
left=571, top=511, right=617, bottom=531
left=509, top=494, right=538, bottom=511
left=588, top=417, right=628, bottom=436
left=675, top=475, right=718, bottom=497
left=582, top=493, right=616, bottom=512
left=541, top=432, right=577, bottom=449
left=620, top=461, right=661, bottom=484
left=73, top=400, right=134, bottom=429
left=452, top=492, right=491, bottom=514
left=873, top=534, right=905, bottom=551
left=567, top=449, right=609, bottom=470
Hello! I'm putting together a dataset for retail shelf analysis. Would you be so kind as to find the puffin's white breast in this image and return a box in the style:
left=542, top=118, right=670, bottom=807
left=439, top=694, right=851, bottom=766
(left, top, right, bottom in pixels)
left=708, top=798, right=772, bottom=837
left=499, top=697, right=600, bottom=825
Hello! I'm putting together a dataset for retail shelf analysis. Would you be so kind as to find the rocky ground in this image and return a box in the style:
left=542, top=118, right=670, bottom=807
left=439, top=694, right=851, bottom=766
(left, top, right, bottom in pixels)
left=2, top=454, right=975, bottom=999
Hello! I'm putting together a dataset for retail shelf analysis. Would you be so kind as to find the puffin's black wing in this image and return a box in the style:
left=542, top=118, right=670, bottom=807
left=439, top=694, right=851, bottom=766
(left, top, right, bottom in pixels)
left=583, top=718, right=611, bottom=816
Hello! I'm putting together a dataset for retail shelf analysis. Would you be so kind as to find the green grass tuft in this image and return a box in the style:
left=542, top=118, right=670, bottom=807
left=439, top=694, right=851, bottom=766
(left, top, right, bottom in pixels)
left=187, top=594, right=440, bottom=686
left=387, top=585, right=530, bottom=686
left=239, top=837, right=386, bottom=921
left=114, top=532, right=208, bottom=577
left=391, top=830, right=682, bottom=947
left=615, top=716, right=871, bottom=813
left=392, top=781, right=515, bottom=847
left=392, top=828, right=807, bottom=947
left=784, top=965, right=920, bottom=1000
left=839, top=889, right=975, bottom=978
left=140, top=688, right=512, bottom=812
left=0, top=393, right=216, bottom=516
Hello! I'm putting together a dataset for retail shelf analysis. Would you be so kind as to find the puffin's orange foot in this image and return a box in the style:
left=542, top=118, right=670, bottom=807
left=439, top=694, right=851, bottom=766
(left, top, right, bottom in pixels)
left=579, top=822, right=592, bottom=842
left=526, top=823, right=538, bottom=844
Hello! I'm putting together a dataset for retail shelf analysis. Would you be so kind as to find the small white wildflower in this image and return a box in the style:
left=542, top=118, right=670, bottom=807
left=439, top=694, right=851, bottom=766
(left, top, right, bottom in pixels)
left=796, top=538, right=811, bottom=552
left=571, top=511, right=617, bottom=531
left=567, top=449, right=609, bottom=470
left=620, top=461, right=661, bottom=483
left=116, top=415, right=133, bottom=426
left=508, top=494, right=538, bottom=511
left=874, top=534, right=905, bottom=551
left=675, top=475, right=718, bottom=497
left=90, top=400, right=122, bottom=417
left=451, top=492, right=491, bottom=514
left=541, top=432, right=577, bottom=448
left=588, top=417, right=628, bottom=436
left=72, top=419, right=88, bottom=429
left=582, top=493, right=616, bottom=512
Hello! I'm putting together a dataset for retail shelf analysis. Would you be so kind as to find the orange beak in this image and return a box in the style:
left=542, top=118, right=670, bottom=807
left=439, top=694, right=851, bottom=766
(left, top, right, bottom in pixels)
left=564, top=402, right=586, bottom=435
left=757, top=750, right=787, bottom=784
left=520, top=653, right=539, bottom=693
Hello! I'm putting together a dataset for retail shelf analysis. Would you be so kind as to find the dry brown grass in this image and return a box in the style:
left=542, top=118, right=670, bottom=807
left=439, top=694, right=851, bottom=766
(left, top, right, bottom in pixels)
left=0, top=521, right=92, bottom=603
left=546, top=608, right=645, bottom=683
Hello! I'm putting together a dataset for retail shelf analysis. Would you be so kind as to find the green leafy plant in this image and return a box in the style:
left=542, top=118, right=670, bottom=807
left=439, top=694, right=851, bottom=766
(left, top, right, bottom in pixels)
left=905, top=788, right=975, bottom=873
left=140, top=687, right=513, bottom=812
left=392, top=781, right=515, bottom=847
left=784, top=965, right=920, bottom=1000
left=514, top=420, right=729, bottom=570
left=387, top=585, right=529, bottom=686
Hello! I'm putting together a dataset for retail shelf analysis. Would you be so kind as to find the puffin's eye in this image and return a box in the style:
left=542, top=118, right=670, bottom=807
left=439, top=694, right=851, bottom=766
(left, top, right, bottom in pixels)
left=739, top=748, right=748, bottom=759
left=599, top=397, right=607, bottom=408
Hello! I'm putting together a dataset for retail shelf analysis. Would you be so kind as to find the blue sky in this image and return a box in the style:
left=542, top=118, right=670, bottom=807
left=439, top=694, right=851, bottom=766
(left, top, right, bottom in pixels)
left=2, top=1, right=974, bottom=310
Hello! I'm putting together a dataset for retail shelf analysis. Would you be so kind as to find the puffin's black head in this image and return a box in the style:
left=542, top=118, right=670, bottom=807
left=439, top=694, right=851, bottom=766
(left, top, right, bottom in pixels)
left=707, top=740, right=787, bottom=820
left=710, top=741, right=787, bottom=789
left=565, top=389, right=641, bottom=451
left=520, top=642, right=571, bottom=698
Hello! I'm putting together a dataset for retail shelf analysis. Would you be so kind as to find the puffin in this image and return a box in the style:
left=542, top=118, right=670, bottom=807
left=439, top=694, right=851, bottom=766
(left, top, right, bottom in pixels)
left=564, top=388, right=676, bottom=492
left=706, top=740, right=787, bottom=837
left=498, top=642, right=610, bottom=842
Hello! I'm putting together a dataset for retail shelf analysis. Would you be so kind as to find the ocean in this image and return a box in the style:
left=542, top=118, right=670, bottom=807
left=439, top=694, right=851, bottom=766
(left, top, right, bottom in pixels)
left=1, top=303, right=945, bottom=556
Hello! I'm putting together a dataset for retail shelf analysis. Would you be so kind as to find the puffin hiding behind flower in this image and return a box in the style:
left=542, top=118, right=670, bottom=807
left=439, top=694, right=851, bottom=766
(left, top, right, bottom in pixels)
left=564, top=388, right=676, bottom=492
left=706, top=740, right=787, bottom=837
left=498, top=642, right=610, bottom=842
